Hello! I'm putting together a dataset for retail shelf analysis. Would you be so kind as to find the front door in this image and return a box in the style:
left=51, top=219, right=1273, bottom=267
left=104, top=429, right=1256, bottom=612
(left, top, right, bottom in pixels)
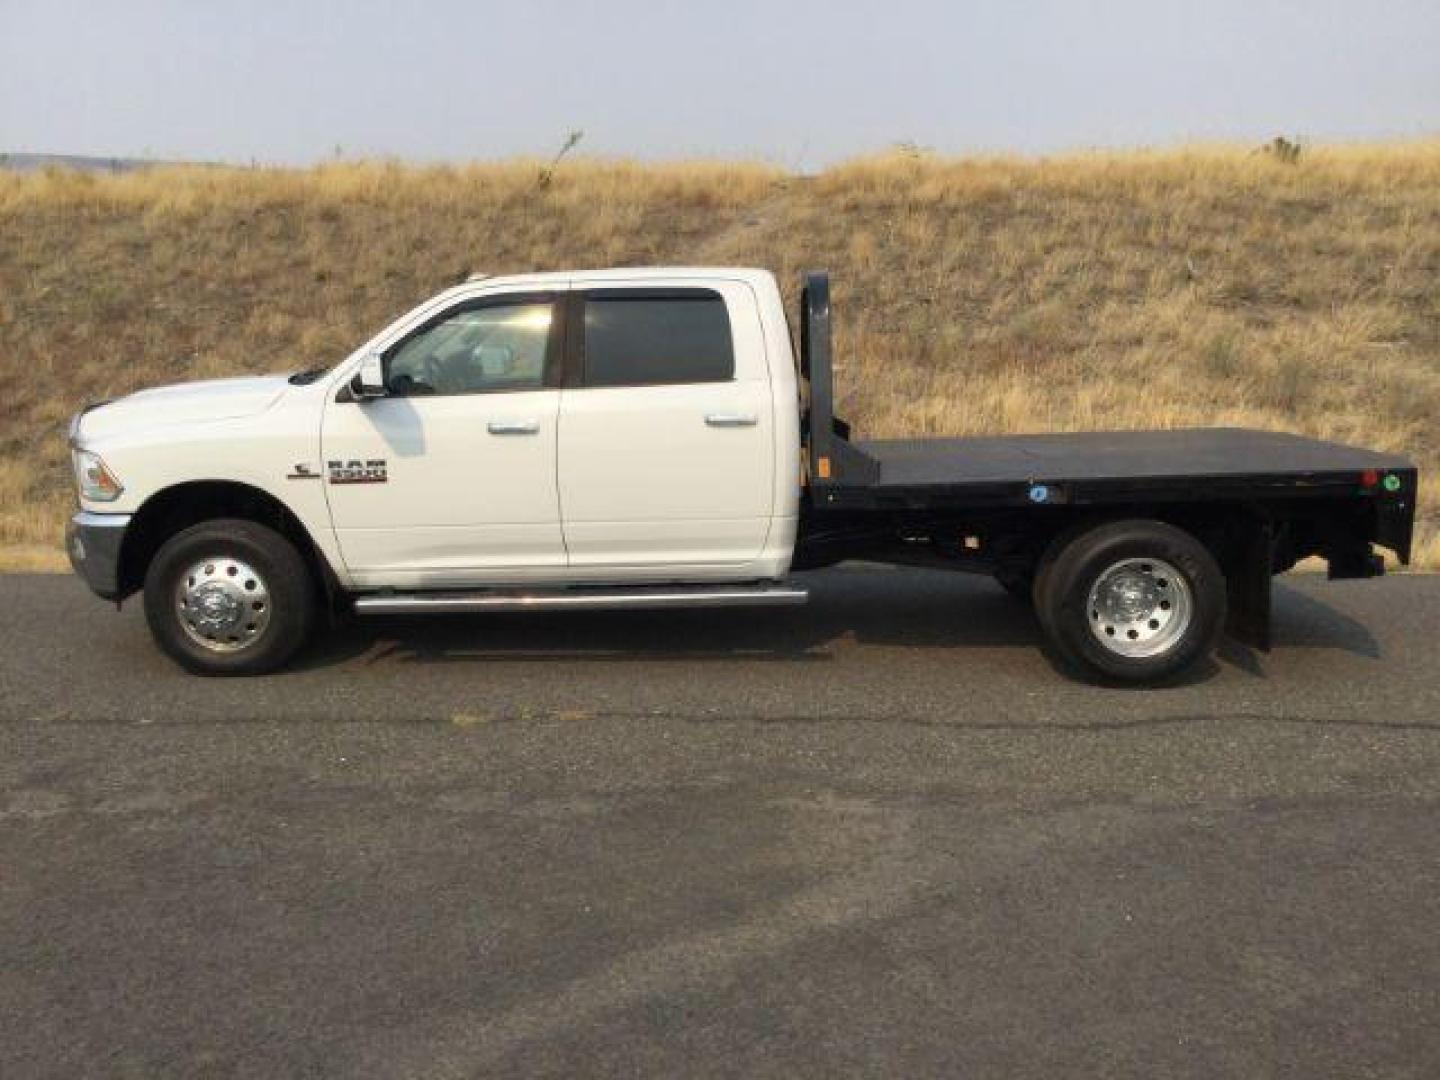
left=322, top=292, right=566, bottom=588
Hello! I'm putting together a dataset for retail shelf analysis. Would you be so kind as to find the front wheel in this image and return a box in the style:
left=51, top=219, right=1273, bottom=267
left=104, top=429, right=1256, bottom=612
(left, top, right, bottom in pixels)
left=1035, top=520, right=1226, bottom=685
left=143, top=518, right=316, bottom=676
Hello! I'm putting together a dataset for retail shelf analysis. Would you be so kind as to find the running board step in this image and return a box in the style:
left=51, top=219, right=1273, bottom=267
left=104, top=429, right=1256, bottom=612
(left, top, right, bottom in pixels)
left=353, top=583, right=808, bottom=615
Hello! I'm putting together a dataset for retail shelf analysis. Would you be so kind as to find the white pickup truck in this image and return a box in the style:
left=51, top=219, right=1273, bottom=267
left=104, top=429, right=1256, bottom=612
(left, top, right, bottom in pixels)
left=68, top=268, right=1416, bottom=683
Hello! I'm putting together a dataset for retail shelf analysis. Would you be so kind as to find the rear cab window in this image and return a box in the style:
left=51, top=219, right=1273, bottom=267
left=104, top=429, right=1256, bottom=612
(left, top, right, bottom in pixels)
left=581, top=289, right=734, bottom=387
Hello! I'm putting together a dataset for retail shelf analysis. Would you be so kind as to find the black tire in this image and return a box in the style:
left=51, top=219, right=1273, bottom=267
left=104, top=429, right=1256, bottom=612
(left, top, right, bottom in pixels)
left=1032, top=520, right=1093, bottom=642
left=1035, top=519, right=1226, bottom=685
left=143, top=518, right=316, bottom=676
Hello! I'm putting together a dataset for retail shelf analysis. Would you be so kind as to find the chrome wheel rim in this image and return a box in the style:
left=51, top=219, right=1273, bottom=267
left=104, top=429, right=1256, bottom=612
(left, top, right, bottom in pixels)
left=1086, top=557, right=1192, bottom=659
left=175, top=556, right=271, bottom=652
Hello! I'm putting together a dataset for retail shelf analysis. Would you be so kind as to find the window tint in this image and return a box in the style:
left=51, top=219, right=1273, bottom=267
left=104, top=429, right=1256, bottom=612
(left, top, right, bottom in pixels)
left=386, top=301, right=553, bottom=396
left=584, top=293, right=734, bottom=387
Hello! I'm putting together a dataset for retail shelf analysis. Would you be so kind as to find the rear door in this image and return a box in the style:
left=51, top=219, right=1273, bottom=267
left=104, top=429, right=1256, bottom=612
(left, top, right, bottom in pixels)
left=556, top=280, right=774, bottom=573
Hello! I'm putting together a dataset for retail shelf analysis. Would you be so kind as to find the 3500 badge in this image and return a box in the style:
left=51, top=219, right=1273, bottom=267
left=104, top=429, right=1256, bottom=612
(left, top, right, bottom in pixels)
left=327, top=459, right=388, bottom=484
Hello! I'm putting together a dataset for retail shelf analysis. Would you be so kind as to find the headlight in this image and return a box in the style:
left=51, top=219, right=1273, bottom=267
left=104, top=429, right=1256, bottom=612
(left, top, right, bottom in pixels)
left=73, top=449, right=124, bottom=502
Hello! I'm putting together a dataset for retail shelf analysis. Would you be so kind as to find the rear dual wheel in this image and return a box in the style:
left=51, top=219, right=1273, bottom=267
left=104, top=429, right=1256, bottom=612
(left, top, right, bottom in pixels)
left=1034, top=519, right=1226, bottom=685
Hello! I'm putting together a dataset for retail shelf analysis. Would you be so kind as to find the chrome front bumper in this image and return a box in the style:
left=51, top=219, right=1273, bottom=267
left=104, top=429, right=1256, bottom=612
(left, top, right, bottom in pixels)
left=67, top=511, right=131, bottom=600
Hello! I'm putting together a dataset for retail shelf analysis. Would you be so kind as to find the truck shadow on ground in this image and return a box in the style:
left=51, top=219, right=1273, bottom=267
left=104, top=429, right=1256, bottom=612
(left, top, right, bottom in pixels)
left=294, top=569, right=1379, bottom=679
left=297, top=569, right=1044, bottom=673
left=1218, top=579, right=1383, bottom=677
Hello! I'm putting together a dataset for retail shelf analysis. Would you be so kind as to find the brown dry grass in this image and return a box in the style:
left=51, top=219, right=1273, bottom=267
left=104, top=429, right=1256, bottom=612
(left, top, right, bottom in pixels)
left=2, top=145, right=1436, bottom=569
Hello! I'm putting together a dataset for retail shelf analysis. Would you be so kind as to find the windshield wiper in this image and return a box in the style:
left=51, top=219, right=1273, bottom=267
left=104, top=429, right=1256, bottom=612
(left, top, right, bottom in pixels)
left=287, top=368, right=328, bottom=386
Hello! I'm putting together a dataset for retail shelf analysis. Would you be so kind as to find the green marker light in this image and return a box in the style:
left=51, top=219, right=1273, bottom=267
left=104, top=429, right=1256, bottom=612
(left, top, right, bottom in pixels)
left=1382, top=474, right=1402, bottom=493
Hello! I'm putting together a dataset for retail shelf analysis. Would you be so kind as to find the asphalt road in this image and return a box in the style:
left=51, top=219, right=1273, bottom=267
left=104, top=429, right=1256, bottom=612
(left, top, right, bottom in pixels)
left=3, top=569, right=1440, bottom=1078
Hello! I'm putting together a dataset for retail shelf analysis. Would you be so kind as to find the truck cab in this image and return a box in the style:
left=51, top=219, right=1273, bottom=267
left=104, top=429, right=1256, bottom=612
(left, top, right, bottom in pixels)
left=321, top=268, right=801, bottom=589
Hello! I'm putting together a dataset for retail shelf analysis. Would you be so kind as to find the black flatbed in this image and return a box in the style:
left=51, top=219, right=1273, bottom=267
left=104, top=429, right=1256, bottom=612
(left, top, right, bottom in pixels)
left=796, top=271, right=1417, bottom=575
left=858, top=428, right=1413, bottom=488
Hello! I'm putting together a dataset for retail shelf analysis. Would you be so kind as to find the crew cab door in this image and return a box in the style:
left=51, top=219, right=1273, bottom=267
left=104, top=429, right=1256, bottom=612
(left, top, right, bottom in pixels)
left=557, top=280, right=774, bottom=573
left=321, top=291, right=566, bottom=588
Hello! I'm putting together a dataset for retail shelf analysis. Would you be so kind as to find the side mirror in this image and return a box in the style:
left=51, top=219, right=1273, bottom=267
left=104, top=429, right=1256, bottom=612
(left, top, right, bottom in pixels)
left=349, top=351, right=387, bottom=400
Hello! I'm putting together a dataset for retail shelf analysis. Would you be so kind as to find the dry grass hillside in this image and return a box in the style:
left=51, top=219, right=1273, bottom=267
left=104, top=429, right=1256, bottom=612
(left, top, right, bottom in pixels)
left=2, top=144, right=1437, bottom=569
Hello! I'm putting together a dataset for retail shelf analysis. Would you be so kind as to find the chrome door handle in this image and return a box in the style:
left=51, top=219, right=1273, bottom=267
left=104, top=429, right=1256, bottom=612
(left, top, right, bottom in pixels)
left=487, top=420, right=540, bottom=435
left=704, top=413, right=758, bottom=428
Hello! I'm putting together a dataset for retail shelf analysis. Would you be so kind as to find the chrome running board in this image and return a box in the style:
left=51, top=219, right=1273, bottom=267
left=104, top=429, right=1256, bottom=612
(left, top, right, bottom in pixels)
left=353, top=582, right=808, bottom=615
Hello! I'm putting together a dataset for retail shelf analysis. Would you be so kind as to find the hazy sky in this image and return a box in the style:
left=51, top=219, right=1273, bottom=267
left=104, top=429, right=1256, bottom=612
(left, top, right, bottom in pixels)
left=2, top=0, right=1437, bottom=168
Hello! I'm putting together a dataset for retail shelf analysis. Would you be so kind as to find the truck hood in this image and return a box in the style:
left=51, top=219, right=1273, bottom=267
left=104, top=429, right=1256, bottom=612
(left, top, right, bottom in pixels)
left=78, top=375, right=292, bottom=441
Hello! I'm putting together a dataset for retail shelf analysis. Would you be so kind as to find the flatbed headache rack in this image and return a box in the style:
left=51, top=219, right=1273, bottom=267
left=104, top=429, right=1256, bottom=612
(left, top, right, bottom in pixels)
left=795, top=269, right=1418, bottom=647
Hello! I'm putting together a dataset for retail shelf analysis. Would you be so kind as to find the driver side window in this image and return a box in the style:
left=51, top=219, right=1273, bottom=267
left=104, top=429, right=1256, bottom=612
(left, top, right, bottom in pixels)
left=386, top=299, right=555, bottom=396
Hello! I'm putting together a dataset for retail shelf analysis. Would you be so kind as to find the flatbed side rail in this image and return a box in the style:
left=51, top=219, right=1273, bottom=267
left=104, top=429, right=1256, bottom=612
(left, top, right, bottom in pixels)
left=801, top=271, right=880, bottom=499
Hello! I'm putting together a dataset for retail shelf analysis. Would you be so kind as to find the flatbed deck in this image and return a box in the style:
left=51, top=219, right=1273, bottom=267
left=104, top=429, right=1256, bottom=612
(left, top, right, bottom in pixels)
left=857, top=428, right=1414, bottom=487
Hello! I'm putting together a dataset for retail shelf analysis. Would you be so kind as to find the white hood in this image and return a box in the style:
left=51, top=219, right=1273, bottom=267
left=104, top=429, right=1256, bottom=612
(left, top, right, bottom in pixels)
left=78, top=375, right=292, bottom=441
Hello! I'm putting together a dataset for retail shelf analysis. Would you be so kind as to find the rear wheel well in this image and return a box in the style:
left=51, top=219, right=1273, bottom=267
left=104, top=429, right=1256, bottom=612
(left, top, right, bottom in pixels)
left=835, top=501, right=1282, bottom=650
left=1024, top=505, right=1276, bottom=650
left=118, top=482, right=335, bottom=602
left=1002, top=504, right=1276, bottom=574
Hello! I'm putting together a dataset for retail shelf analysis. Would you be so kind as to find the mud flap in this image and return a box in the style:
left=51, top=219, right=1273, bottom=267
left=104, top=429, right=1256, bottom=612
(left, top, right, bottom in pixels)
left=1225, top=519, right=1274, bottom=652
